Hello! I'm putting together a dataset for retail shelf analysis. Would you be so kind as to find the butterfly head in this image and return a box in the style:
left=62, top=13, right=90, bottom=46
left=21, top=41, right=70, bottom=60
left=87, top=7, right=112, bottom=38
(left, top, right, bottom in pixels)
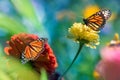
left=39, top=38, right=48, bottom=43
left=83, top=18, right=88, bottom=25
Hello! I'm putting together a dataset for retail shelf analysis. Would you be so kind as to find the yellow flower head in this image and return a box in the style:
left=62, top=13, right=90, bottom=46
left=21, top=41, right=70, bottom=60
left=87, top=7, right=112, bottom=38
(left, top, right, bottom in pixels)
left=108, top=33, right=120, bottom=46
left=68, top=23, right=100, bottom=48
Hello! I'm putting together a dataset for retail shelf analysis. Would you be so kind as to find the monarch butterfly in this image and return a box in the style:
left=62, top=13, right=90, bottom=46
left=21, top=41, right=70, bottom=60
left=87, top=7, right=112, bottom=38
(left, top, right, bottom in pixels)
left=83, top=9, right=111, bottom=31
left=21, top=38, right=47, bottom=64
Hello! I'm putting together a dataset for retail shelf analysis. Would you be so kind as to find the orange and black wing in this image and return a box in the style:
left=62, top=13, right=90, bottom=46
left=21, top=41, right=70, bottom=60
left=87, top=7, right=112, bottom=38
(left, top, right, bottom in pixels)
left=83, top=13, right=105, bottom=31
left=21, top=38, right=47, bottom=64
left=83, top=9, right=111, bottom=31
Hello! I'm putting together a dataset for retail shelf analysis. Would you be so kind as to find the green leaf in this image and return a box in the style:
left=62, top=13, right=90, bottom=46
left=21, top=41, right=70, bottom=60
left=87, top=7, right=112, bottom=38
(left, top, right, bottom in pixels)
left=0, top=44, right=4, bottom=56
left=10, top=0, right=36, bottom=21
left=0, top=13, right=27, bottom=34
left=40, top=69, right=48, bottom=80
left=0, top=56, right=40, bottom=80
left=11, top=0, right=47, bottom=35
left=0, top=71, right=12, bottom=80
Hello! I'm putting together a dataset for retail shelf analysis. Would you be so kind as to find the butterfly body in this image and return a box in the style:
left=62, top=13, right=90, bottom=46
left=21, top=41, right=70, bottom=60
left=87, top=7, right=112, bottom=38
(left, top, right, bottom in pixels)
left=21, top=38, right=47, bottom=64
left=83, top=9, right=111, bottom=31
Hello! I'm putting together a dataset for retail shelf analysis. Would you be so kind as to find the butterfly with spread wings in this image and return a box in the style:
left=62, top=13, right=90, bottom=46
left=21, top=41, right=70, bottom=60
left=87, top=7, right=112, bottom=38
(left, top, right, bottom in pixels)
left=21, top=38, right=47, bottom=64
left=83, top=9, right=111, bottom=31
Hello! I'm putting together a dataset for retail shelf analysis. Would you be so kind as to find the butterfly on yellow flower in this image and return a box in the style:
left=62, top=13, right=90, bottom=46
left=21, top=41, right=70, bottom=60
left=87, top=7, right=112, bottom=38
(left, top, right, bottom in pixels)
left=83, top=9, right=111, bottom=31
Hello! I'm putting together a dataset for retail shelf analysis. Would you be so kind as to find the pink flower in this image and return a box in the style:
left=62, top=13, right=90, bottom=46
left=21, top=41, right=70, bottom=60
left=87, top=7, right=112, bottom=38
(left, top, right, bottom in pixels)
left=95, top=33, right=120, bottom=80
left=101, top=46, right=120, bottom=62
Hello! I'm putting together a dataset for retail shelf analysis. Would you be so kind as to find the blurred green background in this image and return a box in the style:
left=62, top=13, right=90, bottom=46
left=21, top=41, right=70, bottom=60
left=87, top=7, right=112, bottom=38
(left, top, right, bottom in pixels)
left=0, top=0, right=120, bottom=80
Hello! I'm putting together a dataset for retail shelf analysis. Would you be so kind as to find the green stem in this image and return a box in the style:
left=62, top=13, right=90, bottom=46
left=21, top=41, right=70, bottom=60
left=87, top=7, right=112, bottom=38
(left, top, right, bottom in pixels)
left=59, top=42, right=84, bottom=80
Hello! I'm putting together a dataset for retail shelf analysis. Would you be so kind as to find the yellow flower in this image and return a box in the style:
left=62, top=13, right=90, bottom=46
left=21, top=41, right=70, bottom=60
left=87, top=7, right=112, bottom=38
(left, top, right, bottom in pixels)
left=108, top=33, right=120, bottom=46
left=83, top=5, right=100, bottom=18
left=68, top=23, right=99, bottom=48
left=93, top=70, right=104, bottom=80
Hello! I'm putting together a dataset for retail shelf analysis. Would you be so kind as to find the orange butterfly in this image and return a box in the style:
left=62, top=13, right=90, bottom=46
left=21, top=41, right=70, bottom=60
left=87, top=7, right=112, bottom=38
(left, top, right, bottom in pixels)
left=21, top=38, right=47, bottom=64
left=83, top=9, right=111, bottom=31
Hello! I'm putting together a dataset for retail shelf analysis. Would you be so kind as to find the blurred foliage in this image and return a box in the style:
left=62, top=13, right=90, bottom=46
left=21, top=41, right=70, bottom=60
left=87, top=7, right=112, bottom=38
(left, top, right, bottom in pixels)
left=0, top=57, right=38, bottom=80
left=10, top=0, right=44, bottom=31
left=40, top=69, right=48, bottom=80
left=0, top=55, right=48, bottom=80
left=0, top=13, right=27, bottom=34
left=0, top=0, right=120, bottom=80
